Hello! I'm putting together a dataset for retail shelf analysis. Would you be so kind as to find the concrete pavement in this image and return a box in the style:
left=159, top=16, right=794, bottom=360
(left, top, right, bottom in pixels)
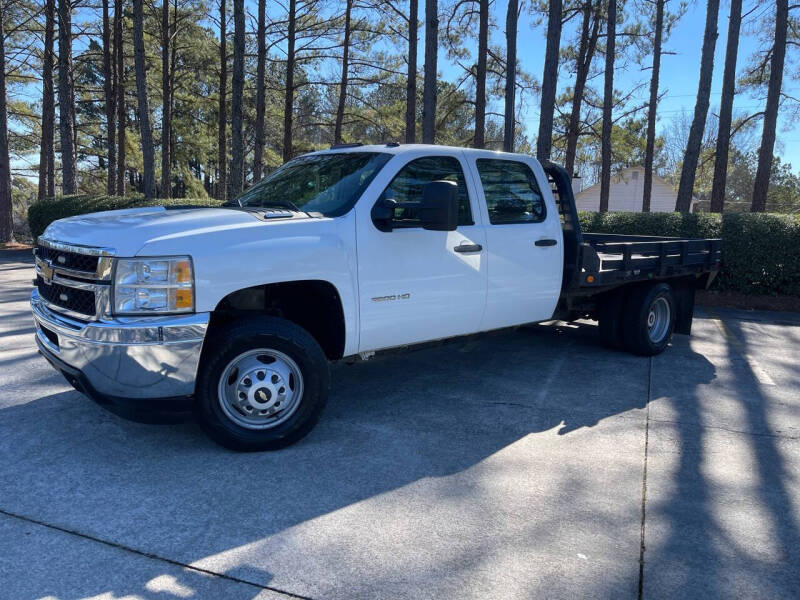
left=1, top=248, right=798, bottom=599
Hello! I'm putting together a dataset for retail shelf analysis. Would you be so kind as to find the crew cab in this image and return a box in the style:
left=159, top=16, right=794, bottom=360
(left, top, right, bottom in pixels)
left=30, top=144, right=721, bottom=450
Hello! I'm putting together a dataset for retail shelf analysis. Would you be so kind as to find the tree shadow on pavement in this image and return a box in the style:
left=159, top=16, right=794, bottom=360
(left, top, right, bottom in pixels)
left=640, top=317, right=800, bottom=599
left=0, top=319, right=718, bottom=599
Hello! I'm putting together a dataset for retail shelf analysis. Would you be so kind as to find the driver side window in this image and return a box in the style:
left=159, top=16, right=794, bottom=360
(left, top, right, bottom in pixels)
left=380, top=156, right=473, bottom=228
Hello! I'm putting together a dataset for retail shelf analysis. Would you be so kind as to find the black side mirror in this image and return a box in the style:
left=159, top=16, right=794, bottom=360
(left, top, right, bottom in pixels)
left=371, top=198, right=397, bottom=232
left=420, top=181, right=459, bottom=231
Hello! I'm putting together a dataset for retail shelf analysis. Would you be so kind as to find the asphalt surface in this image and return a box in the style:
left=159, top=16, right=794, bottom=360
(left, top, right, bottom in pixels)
left=1, top=247, right=799, bottom=599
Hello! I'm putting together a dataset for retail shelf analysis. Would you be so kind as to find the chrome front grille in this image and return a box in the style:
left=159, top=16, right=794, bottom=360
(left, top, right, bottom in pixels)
left=35, top=244, right=100, bottom=274
left=35, top=275, right=97, bottom=316
left=34, top=239, right=115, bottom=321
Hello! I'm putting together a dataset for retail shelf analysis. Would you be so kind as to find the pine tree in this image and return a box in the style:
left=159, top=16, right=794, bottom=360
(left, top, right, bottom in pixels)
left=536, top=0, right=561, bottom=161
left=133, top=0, right=157, bottom=198
left=642, top=0, right=665, bottom=212
left=675, top=0, right=719, bottom=212
left=708, top=0, right=741, bottom=212
left=752, top=0, right=788, bottom=212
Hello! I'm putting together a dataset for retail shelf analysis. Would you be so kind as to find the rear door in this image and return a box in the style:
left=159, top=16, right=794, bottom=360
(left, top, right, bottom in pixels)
left=469, top=155, right=563, bottom=330
left=355, top=151, right=488, bottom=352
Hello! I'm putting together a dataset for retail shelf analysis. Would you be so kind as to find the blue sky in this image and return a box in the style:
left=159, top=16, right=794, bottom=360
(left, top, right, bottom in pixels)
left=480, top=0, right=799, bottom=168
left=11, top=0, right=798, bottom=177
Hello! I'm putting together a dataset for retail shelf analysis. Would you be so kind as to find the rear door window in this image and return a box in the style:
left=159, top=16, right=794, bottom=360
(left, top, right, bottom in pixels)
left=476, top=159, right=547, bottom=225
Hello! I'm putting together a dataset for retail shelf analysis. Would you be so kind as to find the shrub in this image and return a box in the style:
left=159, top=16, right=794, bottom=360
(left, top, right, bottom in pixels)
left=28, top=195, right=223, bottom=239
left=579, top=211, right=800, bottom=296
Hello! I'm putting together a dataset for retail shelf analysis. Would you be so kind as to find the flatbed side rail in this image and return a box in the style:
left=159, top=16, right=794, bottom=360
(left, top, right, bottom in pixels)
left=578, top=236, right=722, bottom=287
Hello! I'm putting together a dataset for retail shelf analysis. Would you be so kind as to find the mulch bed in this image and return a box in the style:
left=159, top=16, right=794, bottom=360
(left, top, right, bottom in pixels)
left=697, top=289, right=800, bottom=314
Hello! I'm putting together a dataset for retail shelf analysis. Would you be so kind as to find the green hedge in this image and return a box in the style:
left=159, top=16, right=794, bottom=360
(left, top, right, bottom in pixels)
left=579, top=211, right=800, bottom=297
left=27, top=198, right=800, bottom=296
left=28, top=195, right=222, bottom=239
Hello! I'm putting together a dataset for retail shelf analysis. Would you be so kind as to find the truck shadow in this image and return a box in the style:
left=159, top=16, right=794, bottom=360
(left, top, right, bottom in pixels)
left=0, top=319, right=718, bottom=599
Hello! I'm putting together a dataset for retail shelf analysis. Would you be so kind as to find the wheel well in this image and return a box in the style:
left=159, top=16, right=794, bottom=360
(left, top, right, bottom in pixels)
left=211, top=280, right=346, bottom=360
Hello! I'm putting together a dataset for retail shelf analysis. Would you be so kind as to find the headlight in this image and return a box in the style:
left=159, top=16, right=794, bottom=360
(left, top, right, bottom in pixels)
left=113, top=257, right=194, bottom=315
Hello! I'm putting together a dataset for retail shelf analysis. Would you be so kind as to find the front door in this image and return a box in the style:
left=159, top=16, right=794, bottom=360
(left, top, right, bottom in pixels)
left=356, top=152, right=487, bottom=352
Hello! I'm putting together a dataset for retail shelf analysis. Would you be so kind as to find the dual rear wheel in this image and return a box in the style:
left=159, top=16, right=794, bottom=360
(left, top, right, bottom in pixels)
left=599, top=282, right=677, bottom=356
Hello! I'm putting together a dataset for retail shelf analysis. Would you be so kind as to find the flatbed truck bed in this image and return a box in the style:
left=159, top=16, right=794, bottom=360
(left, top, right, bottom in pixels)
left=543, top=162, right=721, bottom=350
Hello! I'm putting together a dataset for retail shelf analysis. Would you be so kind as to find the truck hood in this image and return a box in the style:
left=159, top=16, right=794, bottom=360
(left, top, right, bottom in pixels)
left=41, top=206, right=300, bottom=256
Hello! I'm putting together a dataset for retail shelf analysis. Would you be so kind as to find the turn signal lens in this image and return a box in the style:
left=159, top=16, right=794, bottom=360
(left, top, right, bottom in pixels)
left=174, top=288, right=194, bottom=309
left=586, top=275, right=595, bottom=283
left=175, top=260, right=192, bottom=283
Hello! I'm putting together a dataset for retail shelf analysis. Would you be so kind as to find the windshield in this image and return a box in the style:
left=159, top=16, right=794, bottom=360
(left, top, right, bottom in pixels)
left=236, top=152, right=392, bottom=217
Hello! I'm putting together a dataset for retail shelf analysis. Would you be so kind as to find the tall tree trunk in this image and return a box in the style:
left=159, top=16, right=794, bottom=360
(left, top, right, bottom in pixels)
left=503, top=0, right=518, bottom=152
left=114, top=0, right=125, bottom=195
left=675, top=0, right=719, bottom=212
left=422, top=0, right=438, bottom=144
left=751, top=0, right=788, bottom=213
left=133, top=0, right=157, bottom=198
left=405, top=0, right=418, bottom=143
left=103, top=0, right=116, bottom=195
left=218, top=0, right=228, bottom=195
left=0, top=0, right=12, bottom=243
left=229, top=0, right=244, bottom=198
left=642, top=0, right=664, bottom=212
left=709, top=0, right=741, bottom=213
left=282, top=0, right=296, bottom=162
left=170, top=0, right=176, bottom=186
left=564, top=0, right=600, bottom=177
left=473, top=0, right=488, bottom=147
left=38, top=0, right=56, bottom=200
left=536, top=0, right=561, bottom=161
left=253, top=0, right=266, bottom=180
left=598, top=0, right=616, bottom=213
left=57, top=0, right=77, bottom=194
left=334, top=0, right=353, bottom=145
left=160, top=0, right=171, bottom=197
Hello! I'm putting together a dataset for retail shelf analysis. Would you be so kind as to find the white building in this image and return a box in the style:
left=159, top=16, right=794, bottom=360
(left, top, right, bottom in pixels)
left=574, top=167, right=696, bottom=213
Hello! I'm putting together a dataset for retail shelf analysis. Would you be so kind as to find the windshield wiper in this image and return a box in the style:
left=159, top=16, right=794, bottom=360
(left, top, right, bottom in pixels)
left=233, top=198, right=317, bottom=217
left=259, top=199, right=303, bottom=212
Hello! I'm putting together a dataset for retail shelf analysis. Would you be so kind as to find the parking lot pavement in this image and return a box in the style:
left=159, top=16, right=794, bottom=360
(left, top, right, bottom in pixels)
left=1, top=248, right=798, bottom=600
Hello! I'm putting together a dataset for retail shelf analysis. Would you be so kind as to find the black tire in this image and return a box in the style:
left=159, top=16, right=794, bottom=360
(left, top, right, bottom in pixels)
left=598, top=289, right=625, bottom=350
left=621, top=283, right=676, bottom=356
left=195, top=316, right=329, bottom=451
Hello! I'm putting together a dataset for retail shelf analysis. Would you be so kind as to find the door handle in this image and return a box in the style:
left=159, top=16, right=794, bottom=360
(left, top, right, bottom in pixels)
left=535, top=239, right=557, bottom=247
left=454, top=243, right=483, bottom=253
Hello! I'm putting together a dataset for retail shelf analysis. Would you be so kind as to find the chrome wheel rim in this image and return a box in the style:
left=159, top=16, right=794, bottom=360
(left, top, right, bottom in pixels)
left=647, top=296, right=671, bottom=344
left=217, top=349, right=304, bottom=430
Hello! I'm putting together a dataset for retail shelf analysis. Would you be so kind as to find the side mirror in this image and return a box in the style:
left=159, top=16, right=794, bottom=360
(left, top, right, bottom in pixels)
left=371, top=198, right=397, bottom=232
left=420, top=181, right=459, bottom=232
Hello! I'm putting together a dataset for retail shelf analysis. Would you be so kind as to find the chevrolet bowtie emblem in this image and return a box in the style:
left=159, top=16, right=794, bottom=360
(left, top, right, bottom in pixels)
left=258, top=390, right=267, bottom=401
left=40, top=261, right=54, bottom=285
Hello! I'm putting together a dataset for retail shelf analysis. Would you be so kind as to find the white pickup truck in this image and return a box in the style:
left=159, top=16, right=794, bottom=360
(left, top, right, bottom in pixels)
left=30, top=144, right=721, bottom=450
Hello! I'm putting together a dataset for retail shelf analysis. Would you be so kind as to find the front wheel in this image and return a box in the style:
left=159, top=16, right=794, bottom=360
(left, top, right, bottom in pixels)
left=621, top=283, right=676, bottom=356
left=195, top=316, right=329, bottom=451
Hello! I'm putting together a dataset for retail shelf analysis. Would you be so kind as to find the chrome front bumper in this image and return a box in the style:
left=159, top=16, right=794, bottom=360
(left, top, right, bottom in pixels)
left=31, top=289, right=209, bottom=401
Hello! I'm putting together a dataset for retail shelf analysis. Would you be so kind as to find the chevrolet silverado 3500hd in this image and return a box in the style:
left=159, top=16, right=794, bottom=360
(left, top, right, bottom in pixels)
left=30, top=144, right=721, bottom=450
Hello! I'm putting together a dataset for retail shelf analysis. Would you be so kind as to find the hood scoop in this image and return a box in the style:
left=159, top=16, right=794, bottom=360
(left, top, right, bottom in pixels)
left=263, top=209, right=297, bottom=219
